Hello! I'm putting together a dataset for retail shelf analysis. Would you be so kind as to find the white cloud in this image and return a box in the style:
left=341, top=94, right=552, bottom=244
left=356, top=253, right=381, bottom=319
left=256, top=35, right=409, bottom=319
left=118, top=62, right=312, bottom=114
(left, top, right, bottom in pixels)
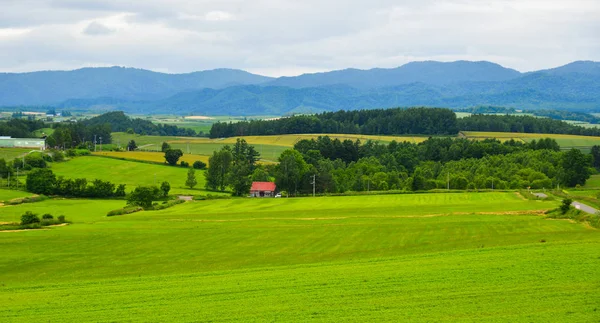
left=0, top=0, right=598, bottom=76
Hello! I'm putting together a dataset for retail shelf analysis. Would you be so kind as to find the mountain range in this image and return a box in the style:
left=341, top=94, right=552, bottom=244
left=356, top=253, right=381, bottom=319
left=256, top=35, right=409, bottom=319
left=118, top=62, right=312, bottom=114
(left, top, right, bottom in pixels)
left=1, top=60, right=599, bottom=115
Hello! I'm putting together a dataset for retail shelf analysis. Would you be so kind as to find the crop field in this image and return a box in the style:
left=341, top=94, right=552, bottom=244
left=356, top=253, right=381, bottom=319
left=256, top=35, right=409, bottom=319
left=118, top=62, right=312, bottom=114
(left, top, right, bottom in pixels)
left=0, top=148, right=35, bottom=160
left=1, top=192, right=599, bottom=321
left=92, top=151, right=211, bottom=165
left=111, top=132, right=430, bottom=162
left=462, top=131, right=600, bottom=148
left=50, top=156, right=221, bottom=195
left=0, top=189, right=32, bottom=202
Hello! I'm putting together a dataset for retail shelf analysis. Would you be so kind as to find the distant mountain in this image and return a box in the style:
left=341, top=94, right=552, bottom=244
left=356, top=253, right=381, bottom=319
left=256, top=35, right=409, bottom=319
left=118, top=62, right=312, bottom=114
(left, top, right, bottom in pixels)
left=1, top=60, right=599, bottom=115
left=0, top=67, right=273, bottom=106
left=536, top=61, right=600, bottom=76
left=113, top=71, right=600, bottom=115
left=266, top=61, right=522, bottom=88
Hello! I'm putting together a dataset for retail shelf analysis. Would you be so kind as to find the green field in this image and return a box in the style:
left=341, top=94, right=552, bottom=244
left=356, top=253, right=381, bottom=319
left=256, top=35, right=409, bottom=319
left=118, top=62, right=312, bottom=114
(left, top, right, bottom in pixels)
left=0, top=148, right=35, bottom=160
left=463, top=131, right=600, bottom=149
left=583, top=174, right=600, bottom=188
left=0, top=189, right=32, bottom=202
left=50, top=156, right=221, bottom=195
left=1, top=192, right=599, bottom=321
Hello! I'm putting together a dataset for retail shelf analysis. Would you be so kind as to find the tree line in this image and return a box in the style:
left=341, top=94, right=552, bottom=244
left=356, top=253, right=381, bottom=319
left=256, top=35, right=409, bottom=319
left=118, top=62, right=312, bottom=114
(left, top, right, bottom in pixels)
left=26, top=168, right=126, bottom=198
left=457, top=114, right=600, bottom=136
left=209, top=108, right=459, bottom=138
left=203, top=136, right=593, bottom=197
left=82, top=111, right=200, bottom=137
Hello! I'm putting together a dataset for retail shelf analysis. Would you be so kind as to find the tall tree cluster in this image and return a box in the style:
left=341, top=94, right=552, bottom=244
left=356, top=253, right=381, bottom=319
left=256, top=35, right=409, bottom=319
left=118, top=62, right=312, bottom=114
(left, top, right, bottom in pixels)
left=204, top=139, right=261, bottom=196
left=209, top=108, right=459, bottom=138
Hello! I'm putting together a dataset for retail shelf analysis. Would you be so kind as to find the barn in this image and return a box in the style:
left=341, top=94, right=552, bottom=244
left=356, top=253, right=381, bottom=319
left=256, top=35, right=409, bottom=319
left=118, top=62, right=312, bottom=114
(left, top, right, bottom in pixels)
left=250, top=182, right=277, bottom=197
left=0, top=136, right=46, bottom=150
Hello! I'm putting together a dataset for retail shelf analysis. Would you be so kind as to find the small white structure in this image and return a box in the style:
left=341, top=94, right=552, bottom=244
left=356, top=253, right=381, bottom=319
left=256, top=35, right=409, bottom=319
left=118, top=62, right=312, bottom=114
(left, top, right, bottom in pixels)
left=0, top=137, right=46, bottom=150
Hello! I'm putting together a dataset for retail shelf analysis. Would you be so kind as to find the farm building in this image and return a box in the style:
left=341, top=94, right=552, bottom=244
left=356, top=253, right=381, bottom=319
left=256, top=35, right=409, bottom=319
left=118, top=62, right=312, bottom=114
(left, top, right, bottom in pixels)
left=0, top=136, right=45, bottom=150
left=250, top=182, right=277, bottom=197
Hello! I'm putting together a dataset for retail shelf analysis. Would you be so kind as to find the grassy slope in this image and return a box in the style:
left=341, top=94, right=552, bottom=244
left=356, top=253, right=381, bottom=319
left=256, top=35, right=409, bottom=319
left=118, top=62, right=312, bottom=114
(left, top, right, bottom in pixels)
left=1, top=193, right=599, bottom=321
left=50, top=156, right=219, bottom=195
left=0, top=148, right=35, bottom=160
left=92, top=151, right=210, bottom=165
left=0, top=189, right=32, bottom=202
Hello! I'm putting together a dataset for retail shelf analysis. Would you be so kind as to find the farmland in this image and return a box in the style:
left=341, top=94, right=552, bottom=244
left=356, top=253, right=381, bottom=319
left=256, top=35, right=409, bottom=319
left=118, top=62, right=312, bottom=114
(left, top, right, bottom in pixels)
left=1, top=192, right=599, bottom=321
left=49, top=156, right=220, bottom=195
left=111, top=132, right=431, bottom=162
left=0, top=148, right=35, bottom=160
left=462, top=131, right=600, bottom=149
left=93, top=151, right=210, bottom=166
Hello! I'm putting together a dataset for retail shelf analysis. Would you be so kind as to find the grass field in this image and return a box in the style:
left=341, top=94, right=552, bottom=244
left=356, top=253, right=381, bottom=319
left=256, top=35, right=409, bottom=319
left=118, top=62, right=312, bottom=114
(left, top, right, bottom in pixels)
left=462, top=131, right=600, bottom=149
left=1, top=192, right=599, bottom=321
left=0, top=148, right=36, bottom=160
left=50, top=156, right=222, bottom=195
left=92, top=151, right=211, bottom=165
left=111, top=132, right=430, bottom=162
left=0, top=189, right=32, bottom=202
left=583, top=174, right=600, bottom=188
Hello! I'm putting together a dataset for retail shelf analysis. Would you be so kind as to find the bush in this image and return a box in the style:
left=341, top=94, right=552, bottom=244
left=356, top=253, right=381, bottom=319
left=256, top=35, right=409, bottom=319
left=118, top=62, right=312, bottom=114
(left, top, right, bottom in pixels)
left=107, top=206, right=143, bottom=216
left=144, top=199, right=185, bottom=211
left=180, top=161, right=190, bottom=167
left=193, top=161, right=207, bottom=170
left=21, top=211, right=40, bottom=225
left=42, top=214, right=54, bottom=220
left=57, top=215, right=66, bottom=223
left=560, top=198, right=573, bottom=214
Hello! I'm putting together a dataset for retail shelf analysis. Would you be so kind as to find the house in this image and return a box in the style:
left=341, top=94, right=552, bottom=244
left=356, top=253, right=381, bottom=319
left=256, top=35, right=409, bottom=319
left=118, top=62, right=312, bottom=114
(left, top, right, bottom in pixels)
left=250, top=182, right=276, bottom=197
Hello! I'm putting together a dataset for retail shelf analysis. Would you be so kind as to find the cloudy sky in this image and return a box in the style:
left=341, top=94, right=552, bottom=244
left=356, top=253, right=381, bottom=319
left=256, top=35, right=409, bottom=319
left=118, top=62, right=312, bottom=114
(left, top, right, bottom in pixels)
left=0, top=0, right=598, bottom=76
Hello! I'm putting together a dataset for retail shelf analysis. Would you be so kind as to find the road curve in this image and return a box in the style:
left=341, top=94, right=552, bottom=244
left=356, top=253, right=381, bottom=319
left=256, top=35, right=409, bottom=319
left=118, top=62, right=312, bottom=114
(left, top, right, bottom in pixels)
left=571, top=201, right=599, bottom=215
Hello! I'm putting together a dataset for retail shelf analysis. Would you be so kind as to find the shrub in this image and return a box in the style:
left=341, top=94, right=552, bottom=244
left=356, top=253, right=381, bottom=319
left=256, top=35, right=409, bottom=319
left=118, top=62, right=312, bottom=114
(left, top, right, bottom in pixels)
left=193, top=161, right=207, bottom=170
left=58, top=215, right=66, bottom=223
left=560, top=198, right=573, bottom=214
left=107, top=206, right=143, bottom=216
left=42, top=214, right=54, bottom=220
left=180, top=161, right=190, bottom=167
left=21, top=211, right=40, bottom=225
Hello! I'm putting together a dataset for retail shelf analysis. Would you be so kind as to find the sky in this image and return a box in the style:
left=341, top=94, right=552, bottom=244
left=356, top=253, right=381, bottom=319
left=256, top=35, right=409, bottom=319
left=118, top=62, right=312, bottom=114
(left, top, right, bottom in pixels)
left=0, top=0, right=598, bottom=77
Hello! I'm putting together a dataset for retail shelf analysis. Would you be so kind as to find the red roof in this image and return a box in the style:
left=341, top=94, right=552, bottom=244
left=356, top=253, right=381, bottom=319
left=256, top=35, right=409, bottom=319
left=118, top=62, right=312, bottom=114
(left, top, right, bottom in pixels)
left=250, top=182, right=276, bottom=191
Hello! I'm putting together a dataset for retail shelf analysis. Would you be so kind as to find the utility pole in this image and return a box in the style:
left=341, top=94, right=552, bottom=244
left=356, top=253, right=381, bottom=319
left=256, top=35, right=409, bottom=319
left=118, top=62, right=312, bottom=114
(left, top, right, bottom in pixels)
left=447, top=172, right=450, bottom=190
left=94, top=135, right=97, bottom=152
left=99, top=137, right=102, bottom=152
left=311, top=174, right=316, bottom=197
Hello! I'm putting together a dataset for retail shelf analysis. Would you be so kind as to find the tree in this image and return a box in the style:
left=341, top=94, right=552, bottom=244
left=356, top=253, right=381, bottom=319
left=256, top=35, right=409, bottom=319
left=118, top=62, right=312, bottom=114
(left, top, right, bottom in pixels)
left=0, top=158, right=12, bottom=179
left=561, top=149, right=591, bottom=187
left=127, top=186, right=160, bottom=208
left=560, top=198, right=572, bottom=214
left=161, top=142, right=171, bottom=152
left=127, top=140, right=137, bottom=151
left=229, top=163, right=252, bottom=196
left=185, top=168, right=197, bottom=189
left=275, top=149, right=308, bottom=196
left=205, top=148, right=233, bottom=191
left=193, top=160, right=207, bottom=169
left=21, top=211, right=40, bottom=225
left=160, top=181, right=171, bottom=197
left=26, top=168, right=56, bottom=195
left=164, top=149, right=184, bottom=166
left=591, top=145, right=600, bottom=169
left=115, top=184, right=126, bottom=197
